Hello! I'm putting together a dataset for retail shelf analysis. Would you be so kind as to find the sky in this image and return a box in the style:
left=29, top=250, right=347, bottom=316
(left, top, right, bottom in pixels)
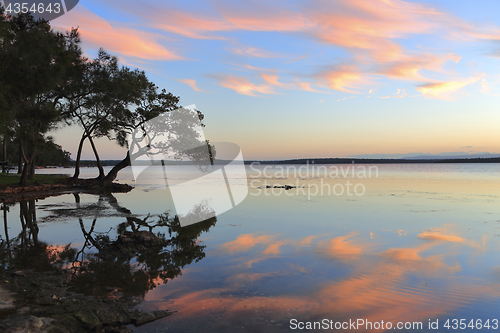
left=49, top=0, right=500, bottom=160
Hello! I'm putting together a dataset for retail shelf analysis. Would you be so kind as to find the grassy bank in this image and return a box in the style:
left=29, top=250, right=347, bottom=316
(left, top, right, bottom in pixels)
left=0, top=173, right=70, bottom=187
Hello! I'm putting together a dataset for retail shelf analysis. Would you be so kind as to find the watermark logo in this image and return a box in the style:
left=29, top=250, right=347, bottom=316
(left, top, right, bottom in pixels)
left=249, top=162, right=379, bottom=200
left=128, top=105, right=248, bottom=227
left=0, top=0, right=79, bottom=21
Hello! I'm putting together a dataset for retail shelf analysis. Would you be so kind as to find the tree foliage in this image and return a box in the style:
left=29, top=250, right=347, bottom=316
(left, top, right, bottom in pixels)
left=62, top=49, right=179, bottom=180
left=2, top=136, right=71, bottom=168
left=0, top=10, right=82, bottom=184
left=1, top=10, right=198, bottom=186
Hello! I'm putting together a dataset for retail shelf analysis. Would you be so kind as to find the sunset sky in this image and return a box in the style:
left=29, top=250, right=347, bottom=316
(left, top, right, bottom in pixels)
left=50, top=0, right=500, bottom=160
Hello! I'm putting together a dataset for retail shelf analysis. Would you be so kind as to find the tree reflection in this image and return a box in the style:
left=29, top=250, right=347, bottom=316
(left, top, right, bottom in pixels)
left=0, top=194, right=217, bottom=299
left=0, top=199, right=76, bottom=271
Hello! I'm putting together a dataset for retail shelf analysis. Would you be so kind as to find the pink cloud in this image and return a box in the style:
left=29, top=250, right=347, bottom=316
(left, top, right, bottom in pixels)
left=151, top=1, right=496, bottom=90
left=213, top=75, right=275, bottom=96
left=178, top=78, right=205, bottom=92
left=312, top=65, right=368, bottom=93
left=416, top=76, right=482, bottom=99
left=58, top=1, right=500, bottom=98
left=154, top=11, right=232, bottom=40
left=261, top=73, right=328, bottom=93
left=380, top=53, right=461, bottom=81
left=260, top=73, right=286, bottom=87
left=262, top=241, right=286, bottom=255
left=52, top=4, right=183, bottom=61
left=145, top=228, right=497, bottom=331
left=228, top=46, right=280, bottom=58
left=220, top=233, right=275, bottom=253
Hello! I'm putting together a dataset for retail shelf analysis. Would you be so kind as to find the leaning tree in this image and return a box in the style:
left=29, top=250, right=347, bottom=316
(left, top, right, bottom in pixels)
left=62, top=49, right=155, bottom=179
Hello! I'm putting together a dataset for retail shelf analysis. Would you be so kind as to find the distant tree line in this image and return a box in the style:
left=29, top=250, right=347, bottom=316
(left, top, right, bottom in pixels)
left=0, top=9, right=200, bottom=186
left=1, top=136, right=71, bottom=170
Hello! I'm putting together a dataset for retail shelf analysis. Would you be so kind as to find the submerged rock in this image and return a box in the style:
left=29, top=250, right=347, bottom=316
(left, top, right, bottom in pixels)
left=0, top=285, right=16, bottom=313
left=0, top=269, right=172, bottom=332
left=265, top=185, right=298, bottom=190
left=0, top=315, right=68, bottom=333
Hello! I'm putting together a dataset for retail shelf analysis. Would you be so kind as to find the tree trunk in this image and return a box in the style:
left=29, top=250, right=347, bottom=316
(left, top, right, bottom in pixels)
left=20, top=162, right=29, bottom=186
left=79, top=218, right=100, bottom=250
left=19, top=200, right=38, bottom=244
left=2, top=136, right=6, bottom=173
left=101, top=151, right=130, bottom=186
left=19, top=146, right=35, bottom=186
left=28, top=199, right=38, bottom=244
left=17, top=143, right=22, bottom=174
left=28, top=147, right=36, bottom=179
left=3, top=204, right=11, bottom=261
left=87, top=135, right=105, bottom=179
left=72, top=133, right=86, bottom=179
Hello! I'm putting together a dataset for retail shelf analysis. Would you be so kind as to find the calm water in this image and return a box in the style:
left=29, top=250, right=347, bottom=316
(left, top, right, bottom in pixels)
left=2, top=163, right=500, bottom=332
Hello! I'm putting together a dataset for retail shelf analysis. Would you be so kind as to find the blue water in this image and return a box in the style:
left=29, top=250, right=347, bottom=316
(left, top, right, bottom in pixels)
left=2, top=163, right=500, bottom=332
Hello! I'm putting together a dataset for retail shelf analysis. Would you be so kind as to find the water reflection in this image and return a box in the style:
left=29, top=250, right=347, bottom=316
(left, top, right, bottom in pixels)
left=0, top=200, right=77, bottom=272
left=0, top=194, right=217, bottom=300
left=2, top=163, right=500, bottom=332
left=134, top=224, right=500, bottom=332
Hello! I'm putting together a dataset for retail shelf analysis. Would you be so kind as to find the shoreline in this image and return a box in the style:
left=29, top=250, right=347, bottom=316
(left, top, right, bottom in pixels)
left=0, top=178, right=133, bottom=204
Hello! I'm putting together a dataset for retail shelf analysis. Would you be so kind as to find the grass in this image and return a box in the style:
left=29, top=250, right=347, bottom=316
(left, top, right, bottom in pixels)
left=0, top=173, right=70, bottom=187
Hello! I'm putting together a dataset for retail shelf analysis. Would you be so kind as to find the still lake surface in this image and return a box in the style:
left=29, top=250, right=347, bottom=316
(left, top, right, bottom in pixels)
left=2, top=163, right=500, bottom=332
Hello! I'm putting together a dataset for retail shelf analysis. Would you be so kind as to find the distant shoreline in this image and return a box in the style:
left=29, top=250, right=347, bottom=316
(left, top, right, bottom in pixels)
left=67, top=157, right=500, bottom=167
left=244, top=157, right=500, bottom=164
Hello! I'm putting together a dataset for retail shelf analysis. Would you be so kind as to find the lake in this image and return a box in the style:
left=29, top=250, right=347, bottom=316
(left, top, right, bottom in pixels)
left=2, top=163, right=500, bottom=332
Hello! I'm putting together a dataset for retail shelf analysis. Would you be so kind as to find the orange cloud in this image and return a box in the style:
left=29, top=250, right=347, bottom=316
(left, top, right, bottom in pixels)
left=221, top=7, right=312, bottom=32
left=418, top=227, right=481, bottom=248
left=380, top=53, right=462, bottom=81
left=229, top=46, right=280, bottom=58
left=214, top=75, right=275, bottom=96
left=314, top=66, right=367, bottom=93
left=416, top=76, right=481, bottom=99
left=315, top=233, right=366, bottom=261
left=419, top=232, right=467, bottom=243
left=70, top=0, right=500, bottom=96
left=263, top=241, right=286, bottom=255
left=328, top=235, right=364, bottom=255
left=52, top=4, right=183, bottom=61
left=153, top=11, right=232, bottom=39
left=221, top=233, right=274, bottom=253
left=243, top=257, right=268, bottom=268
left=226, top=272, right=280, bottom=285
left=260, top=73, right=286, bottom=87
left=142, top=228, right=498, bottom=332
left=300, top=235, right=318, bottom=246
left=86, top=0, right=500, bottom=96
left=384, top=244, right=433, bottom=262
left=298, top=82, right=320, bottom=92
left=178, top=78, right=205, bottom=92
left=138, top=1, right=431, bottom=66
left=260, top=73, right=326, bottom=93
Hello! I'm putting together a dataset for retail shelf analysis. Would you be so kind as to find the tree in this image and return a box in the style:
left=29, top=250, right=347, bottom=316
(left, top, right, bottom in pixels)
left=36, top=137, right=72, bottom=166
left=0, top=12, right=83, bottom=185
left=60, top=49, right=181, bottom=185
left=0, top=8, right=14, bottom=173
left=2, top=10, right=204, bottom=186
left=100, top=104, right=210, bottom=186
left=62, top=50, right=155, bottom=179
left=61, top=49, right=181, bottom=181
left=1, top=130, right=70, bottom=168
